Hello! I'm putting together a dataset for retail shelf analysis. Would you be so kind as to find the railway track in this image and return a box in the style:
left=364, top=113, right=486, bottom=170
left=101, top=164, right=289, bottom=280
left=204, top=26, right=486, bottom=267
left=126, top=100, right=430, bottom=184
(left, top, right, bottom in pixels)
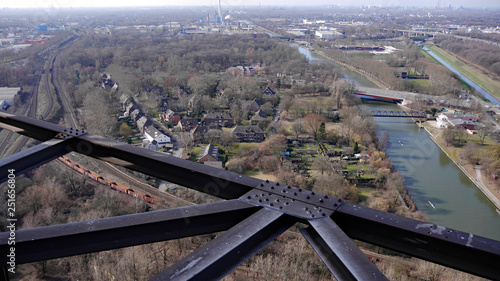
left=49, top=46, right=191, bottom=207
left=0, top=66, right=44, bottom=155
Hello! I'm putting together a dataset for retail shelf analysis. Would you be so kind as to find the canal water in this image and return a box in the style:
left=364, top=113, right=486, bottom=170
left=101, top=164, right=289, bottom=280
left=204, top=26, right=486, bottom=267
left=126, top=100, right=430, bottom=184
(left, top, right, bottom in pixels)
left=422, top=46, right=500, bottom=105
left=364, top=101, right=500, bottom=240
left=295, top=44, right=500, bottom=240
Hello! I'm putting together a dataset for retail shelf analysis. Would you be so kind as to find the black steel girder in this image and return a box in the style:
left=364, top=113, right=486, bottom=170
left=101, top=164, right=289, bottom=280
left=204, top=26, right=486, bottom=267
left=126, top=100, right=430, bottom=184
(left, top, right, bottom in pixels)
left=0, top=200, right=259, bottom=265
left=151, top=208, right=295, bottom=281
left=1, top=110, right=500, bottom=280
left=301, top=218, right=389, bottom=281
left=0, top=138, right=72, bottom=184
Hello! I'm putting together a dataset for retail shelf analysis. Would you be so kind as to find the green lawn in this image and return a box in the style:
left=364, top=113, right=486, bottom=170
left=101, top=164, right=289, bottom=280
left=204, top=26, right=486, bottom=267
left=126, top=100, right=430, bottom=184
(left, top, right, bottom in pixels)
left=425, top=44, right=500, bottom=100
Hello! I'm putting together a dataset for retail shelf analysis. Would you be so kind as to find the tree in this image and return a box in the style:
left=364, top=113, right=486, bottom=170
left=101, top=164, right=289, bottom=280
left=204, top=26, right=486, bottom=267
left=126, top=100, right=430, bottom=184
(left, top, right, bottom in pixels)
left=226, top=158, right=246, bottom=174
left=312, top=156, right=332, bottom=175
left=304, top=113, right=326, bottom=140
left=477, top=123, right=492, bottom=145
left=379, top=131, right=391, bottom=150
left=352, top=141, right=360, bottom=154
left=119, top=123, right=132, bottom=138
left=317, top=122, right=326, bottom=141
left=291, top=119, right=304, bottom=139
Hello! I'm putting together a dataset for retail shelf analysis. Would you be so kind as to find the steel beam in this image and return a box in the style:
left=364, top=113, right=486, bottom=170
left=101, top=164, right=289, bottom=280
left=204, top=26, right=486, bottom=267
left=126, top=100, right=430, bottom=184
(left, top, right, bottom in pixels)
left=0, top=110, right=259, bottom=199
left=150, top=208, right=295, bottom=281
left=301, top=218, right=388, bottom=281
left=0, top=138, right=72, bottom=184
left=0, top=111, right=66, bottom=141
left=0, top=200, right=259, bottom=265
left=332, top=202, right=500, bottom=280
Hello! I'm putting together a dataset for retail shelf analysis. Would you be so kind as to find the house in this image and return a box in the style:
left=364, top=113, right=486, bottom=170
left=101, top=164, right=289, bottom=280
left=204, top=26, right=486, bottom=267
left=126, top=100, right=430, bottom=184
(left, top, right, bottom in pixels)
left=161, top=109, right=180, bottom=123
left=125, top=102, right=138, bottom=117
left=203, top=112, right=234, bottom=127
left=436, top=112, right=480, bottom=128
left=198, top=144, right=219, bottom=162
left=137, top=116, right=153, bottom=133
left=242, top=98, right=261, bottom=113
left=231, top=125, right=265, bottom=142
left=144, top=126, right=171, bottom=148
left=250, top=110, right=267, bottom=125
left=191, top=123, right=221, bottom=140
left=178, top=118, right=198, bottom=131
left=262, top=87, right=276, bottom=95
left=130, top=108, right=144, bottom=123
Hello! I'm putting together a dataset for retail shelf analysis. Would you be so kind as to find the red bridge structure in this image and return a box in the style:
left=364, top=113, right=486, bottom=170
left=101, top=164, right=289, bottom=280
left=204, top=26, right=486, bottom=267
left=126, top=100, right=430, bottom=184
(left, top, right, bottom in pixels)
left=1, top=110, right=500, bottom=280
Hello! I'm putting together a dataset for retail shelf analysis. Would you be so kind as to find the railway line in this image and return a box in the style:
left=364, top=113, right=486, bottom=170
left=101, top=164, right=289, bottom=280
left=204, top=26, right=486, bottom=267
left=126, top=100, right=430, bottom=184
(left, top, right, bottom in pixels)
left=0, top=66, right=44, bottom=155
left=48, top=43, right=191, bottom=207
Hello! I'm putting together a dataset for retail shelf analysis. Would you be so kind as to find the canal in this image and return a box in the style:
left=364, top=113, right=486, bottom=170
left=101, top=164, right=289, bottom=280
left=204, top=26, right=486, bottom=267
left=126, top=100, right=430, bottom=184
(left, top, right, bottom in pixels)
left=422, top=46, right=500, bottom=105
left=295, top=44, right=500, bottom=240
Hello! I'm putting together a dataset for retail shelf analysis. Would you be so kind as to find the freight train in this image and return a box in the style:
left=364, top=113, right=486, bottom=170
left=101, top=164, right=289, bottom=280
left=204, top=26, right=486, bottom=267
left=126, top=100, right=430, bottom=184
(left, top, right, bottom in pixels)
left=60, top=156, right=158, bottom=204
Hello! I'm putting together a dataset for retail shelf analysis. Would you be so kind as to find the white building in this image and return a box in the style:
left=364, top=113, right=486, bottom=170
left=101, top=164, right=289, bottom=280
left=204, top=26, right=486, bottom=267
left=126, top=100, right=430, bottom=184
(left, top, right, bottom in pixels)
left=315, top=30, right=343, bottom=40
left=0, top=87, right=20, bottom=110
left=144, top=126, right=171, bottom=148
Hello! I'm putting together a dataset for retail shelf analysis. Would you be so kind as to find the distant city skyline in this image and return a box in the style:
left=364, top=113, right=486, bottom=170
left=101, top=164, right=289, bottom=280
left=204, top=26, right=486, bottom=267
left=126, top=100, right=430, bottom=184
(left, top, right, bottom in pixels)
left=1, top=0, right=499, bottom=9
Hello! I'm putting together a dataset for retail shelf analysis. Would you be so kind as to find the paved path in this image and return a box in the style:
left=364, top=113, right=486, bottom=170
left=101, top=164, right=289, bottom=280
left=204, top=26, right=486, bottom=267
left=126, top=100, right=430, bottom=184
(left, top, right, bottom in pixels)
left=474, top=165, right=500, bottom=210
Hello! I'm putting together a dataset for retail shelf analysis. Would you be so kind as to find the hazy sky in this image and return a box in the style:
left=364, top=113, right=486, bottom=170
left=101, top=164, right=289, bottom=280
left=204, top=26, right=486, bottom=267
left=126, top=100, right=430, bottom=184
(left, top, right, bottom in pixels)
left=1, top=0, right=499, bottom=9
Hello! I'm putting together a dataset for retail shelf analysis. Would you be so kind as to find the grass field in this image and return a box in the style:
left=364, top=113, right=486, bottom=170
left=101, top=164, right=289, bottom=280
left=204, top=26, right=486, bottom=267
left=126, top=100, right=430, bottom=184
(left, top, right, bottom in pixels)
left=425, top=44, right=500, bottom=100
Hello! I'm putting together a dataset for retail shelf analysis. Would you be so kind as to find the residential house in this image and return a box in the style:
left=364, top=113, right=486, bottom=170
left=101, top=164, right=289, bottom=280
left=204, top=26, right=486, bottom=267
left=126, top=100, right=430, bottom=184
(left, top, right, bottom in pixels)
left=137, top=116, right=153, bottom=133
left=250, top=110, right=267, bottom=125
left=191, top=123, right=221, bottom=140
left=178, top=118, right=198, bottom=131
left=231, top=125, right=265, bottom=142
left=262, top=87, right=276, bottom=95
left=130, top=108, right=144, bottom=123
left=197, top=144, right=219, bottom=162
left=125, top=102, right=138, bottom=117
left=436, top=112, right=480, bottom=129
left=161, top=109, right=181, bottom=123
left=144, top=126, right=171, bottom=148
left=242, top=98, right=261, bottom=113
left=203, top=112, right=233, bottom=127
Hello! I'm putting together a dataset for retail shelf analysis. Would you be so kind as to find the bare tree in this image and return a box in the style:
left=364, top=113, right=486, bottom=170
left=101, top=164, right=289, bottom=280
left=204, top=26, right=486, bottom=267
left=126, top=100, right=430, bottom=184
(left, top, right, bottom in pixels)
left=312, top=156, right=332, bottom=175
left=304, top=113, right=326, bottom=140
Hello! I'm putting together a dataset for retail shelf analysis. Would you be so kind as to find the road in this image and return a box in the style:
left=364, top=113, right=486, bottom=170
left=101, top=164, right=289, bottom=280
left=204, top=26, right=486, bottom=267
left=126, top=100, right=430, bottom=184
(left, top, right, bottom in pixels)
left=474, top=166, right=500, bottom=210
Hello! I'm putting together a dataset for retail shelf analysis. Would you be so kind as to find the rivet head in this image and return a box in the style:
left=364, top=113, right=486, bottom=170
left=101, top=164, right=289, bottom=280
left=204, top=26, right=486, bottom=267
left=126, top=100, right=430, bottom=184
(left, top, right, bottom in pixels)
left=260, top=183, right=264, bottom=187
left=322, top=213, right=326, bottom=216
left=334, top=203, right=338, bottom=207
left=306, top=196, right=310, bottom=199
left=294, top=192, right=297, bottom=196
left=276, top=182, right=280, bottom=186
left=324, top=195, right=328, bottom=199
left=305, top=207, right=309, bottom=211
left=279, top=206, right=283, bottom=209
left=319, top=199, right=324, bottom=203
left=247, top=196, right=251, bottom=199
left=298, top=189, right=302, bottom=192
left=276, top=199, right=280, bottom=202
left=258, top=199, right=262, bottom=202
left=287, top=186, right=291, bottom=189
left=311, top=192, right=315, bottom=195
left=270, top=203, right=274, bottom=206
left=311, top=214, right=315, bottom=218
left=271, top=186, right=274, bottom=189
left=265, top=198, right=269, bottom=201
left=285, top=202, right=289, bottom=206
left=266, top=180, right=269, bottom=183
left=338, top=199, right=342, bottom=203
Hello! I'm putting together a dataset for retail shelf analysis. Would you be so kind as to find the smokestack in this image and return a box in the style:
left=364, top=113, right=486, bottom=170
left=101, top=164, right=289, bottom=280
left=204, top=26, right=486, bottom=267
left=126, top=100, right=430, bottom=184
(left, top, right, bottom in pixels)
left=218, top=0, right=223, bottom=24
